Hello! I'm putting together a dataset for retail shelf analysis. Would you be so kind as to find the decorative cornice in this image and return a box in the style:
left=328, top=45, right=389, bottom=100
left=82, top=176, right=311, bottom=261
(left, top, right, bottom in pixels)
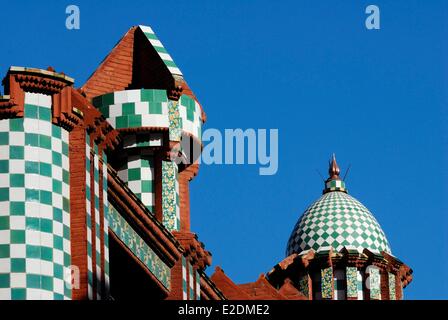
left=172, top=231, right=212, bottom=271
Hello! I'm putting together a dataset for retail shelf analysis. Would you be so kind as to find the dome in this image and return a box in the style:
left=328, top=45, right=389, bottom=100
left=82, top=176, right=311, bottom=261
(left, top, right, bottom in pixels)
left=286, top=155, right=391, bottom=256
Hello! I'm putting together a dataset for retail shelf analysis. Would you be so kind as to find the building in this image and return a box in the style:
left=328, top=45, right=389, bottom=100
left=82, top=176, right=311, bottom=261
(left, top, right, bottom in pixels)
left=0, top=25, right=412, bottom=300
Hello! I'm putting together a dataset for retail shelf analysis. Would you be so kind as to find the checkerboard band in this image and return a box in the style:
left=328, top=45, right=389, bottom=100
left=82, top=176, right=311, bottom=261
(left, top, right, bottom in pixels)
left=138, top=25, right=183, bottom=76
left=286, top=191, right=391, bottom=256
left=0, top=92, right=71, bottom=300
left=92, top=89, right=202, bottom=142
left=324, top=179, right=347, bottom=193
left=116, top=153, right=155, bottom=213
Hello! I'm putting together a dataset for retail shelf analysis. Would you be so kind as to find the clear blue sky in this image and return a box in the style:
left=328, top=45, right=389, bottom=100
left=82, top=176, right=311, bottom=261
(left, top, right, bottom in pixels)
left=1, top=0, right=447, bottom=299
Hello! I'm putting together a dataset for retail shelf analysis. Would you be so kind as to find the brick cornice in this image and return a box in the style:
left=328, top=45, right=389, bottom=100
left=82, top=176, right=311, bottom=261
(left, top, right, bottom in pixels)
left=172, top=231, right=212, bottom=271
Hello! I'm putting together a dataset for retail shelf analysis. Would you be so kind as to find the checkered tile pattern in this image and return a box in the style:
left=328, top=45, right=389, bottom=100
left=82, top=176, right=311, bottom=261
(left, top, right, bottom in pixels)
left=324, top=179, right=347, bottom=193
left=333, top=269, right=346, bottom=300
left=179, top=95, right=202, bottom=141
left=286, top=191, right=391, bottom=256
left=102, top=154, right=110, bottom=296
left=188, top=262, right=194, bottom=300
left=93, top=155, right=102, bottom=299
left=85, top=137, right=93, bottom=299
left=182, top=256, right=187, bottom=300
left=92, top=89, right=202, bottom=142
left=122, top=133, right=163, bottom=149
left=117, top=153, right=155, bottom=213
left=138, top=25, right=183, bottom=76
left=0, top=92, right=71, bottom=300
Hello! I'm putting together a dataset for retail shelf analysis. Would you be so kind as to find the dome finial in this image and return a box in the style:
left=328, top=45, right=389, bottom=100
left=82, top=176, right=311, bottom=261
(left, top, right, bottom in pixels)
left=323, top=154, right=347, bottom=194
left=328, top=153, right=340, bottom=180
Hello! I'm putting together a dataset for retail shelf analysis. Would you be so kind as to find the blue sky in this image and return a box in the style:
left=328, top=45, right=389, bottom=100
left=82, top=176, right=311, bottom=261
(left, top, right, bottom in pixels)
left=1, top=0, right=447, bottom=299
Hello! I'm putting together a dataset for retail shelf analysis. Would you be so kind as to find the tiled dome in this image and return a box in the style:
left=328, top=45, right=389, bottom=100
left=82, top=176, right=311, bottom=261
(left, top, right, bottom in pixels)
left=286, top=155, right=391, bottom=256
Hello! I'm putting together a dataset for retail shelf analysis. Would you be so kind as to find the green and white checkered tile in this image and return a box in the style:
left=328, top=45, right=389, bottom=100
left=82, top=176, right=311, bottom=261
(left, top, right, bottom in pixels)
left=138, top=25, right=183, bottom=76
left=102, top=154, right=110, bottom=296
left=195, top=270, right=200, bottom=300
left=85, top=137, right=93, bottom=300
left=179, top=95, right=202, bottom=141
left=92, top=89, right=202, bottom=142
left=117, top=153, right=155, bottom=213
left=0, top=92, right=71, bottom=300
left=93, top=154, right=102, bottom=299
left=286, top=190, right=391, bottom=256
left=182, top=256, right=187, bottom=300
left=188, top=262, right=194, bottom=300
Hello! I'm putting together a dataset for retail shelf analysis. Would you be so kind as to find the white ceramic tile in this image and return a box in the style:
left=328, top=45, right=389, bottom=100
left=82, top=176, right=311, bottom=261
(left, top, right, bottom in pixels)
left=0, top=230, right=10, bottom=244
left=0, top=174, right=9, bottom=188
left=23, top=119, right=39, bottom=134
left=0, top=145, right=10, bottom=159
left=26, top=230, right=41, bottom=246
left=127, top=180, right=141, bottom=193
left=24, top=146, right=40, bottom=161
left=61, top=129, right=69, bottom=142
left=39, top=148, right=52, bottom=164
left=40, top=260, right=54, bottom=277
left=126, top=89, right=141, bottom=103
left=113, top=91, right=127, bottom=104
left=9, top=187, right=25, bottom=201
left=25, top=202, right=40, bottom=218
left=0, top=201, right=10, bottom=216
left=9, top=159, right=25, bottom=174
left=0, top=288, right=11, bottom=300
left=40, top=232, right=53, bottom=248
left=53, top=278, right=64, bottom=294
left=25, top=92, right=39, bottom=105
left=139, top=25, right=154, bottom=34
left=10, top=273, right=26, bottom=288
left=52, top=193, right=62, bottom=209
left=10, top=244, right=26, bottom=258
left=135, top=101, right=148, bottom=115
left=53, top=249, right=64, bottom=265
left=26, top=288, right=42, bottom=300
left=51, top=137, right=62, bottom=153
left=39, top=176, right=52, bottom=192
left=39, top=94, right=52, bottom=108
left=9, top=216, right=25, bottom=230
left=52, top=221, right=63, bottom=237
left=0, top=120, right=9, bottom=132
left=26, top=258, right=41, bottom=273
left=40, top=290, right=54, bottom=300
left=9, top=132, right=25, bottom=146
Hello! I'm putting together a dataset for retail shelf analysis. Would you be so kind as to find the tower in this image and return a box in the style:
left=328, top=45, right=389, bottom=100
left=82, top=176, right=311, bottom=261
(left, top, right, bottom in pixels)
left=265, top=155, right=413, bottom=300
